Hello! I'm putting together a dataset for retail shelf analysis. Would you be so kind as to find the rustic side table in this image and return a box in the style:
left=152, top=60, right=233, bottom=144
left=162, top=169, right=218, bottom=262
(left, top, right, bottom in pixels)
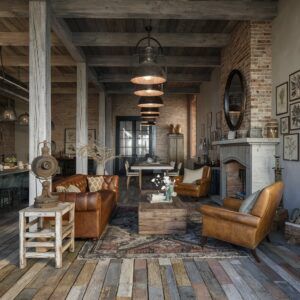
left=19, top=202, right=75, bottom=269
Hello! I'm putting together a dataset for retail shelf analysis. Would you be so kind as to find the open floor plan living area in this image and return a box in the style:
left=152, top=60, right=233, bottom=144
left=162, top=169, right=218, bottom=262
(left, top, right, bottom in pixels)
left=1, top=0, right=300, bottom=299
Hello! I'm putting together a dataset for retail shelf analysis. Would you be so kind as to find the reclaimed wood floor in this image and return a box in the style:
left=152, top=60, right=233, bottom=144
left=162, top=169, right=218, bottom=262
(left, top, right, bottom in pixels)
left=1, top=210, right=300, bottom=299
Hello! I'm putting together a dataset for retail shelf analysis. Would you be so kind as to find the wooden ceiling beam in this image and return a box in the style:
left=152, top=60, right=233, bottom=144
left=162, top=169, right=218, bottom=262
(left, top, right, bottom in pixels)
left=72, top=32, right=229, bottom=48
left=98, top=73, right=210, bottom=83
left=87, top=55, right=220, bottom=67
left=106, top=85, right=201, bottom=95
left=52, top=87, right=98, bottom=94
left=52, top=1, right=277, bottom=20
left=0, top=1, right=277, bottom=20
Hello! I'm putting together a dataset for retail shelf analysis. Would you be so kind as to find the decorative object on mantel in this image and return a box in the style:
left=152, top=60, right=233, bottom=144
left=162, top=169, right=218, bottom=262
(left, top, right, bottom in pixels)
left=227, top=130, right=236, bottom=140
left=175, top=124, right=182, bottom=134
left=280, top=116, right=290, bottom=134
left=78, top=142, right=119, bottom=175
left=237, top=129, right=248, bottom=138
left=283, top=134, right=299, bottom=161
left=31, top=140, right=59, bottom=208
left=224, top=69, right=246, bottom=131
left=276, top=82, right=288, bottom=115
left=216, top=111, right=222, bottom=129
left=290, top=101, right=300, bottom=130
left=169, top=124, right=175, bottom=134
left=289, top=69, right=300, bottom=102
left=265, top=119, right=279, bottom=138
left=249, top=127, right=263, bottom=138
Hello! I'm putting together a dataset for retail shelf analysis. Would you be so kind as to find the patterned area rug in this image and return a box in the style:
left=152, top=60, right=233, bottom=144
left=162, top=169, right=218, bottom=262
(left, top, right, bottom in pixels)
left=78, top=207, right=248, bottom=259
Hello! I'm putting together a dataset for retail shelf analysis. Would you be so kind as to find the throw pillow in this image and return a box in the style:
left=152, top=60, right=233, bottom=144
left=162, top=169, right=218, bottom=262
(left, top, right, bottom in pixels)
left=239, top=190, right=261, bottom=214
left=56, top=185, right=67, bottom=192
left=87, top=176, right=104, bottom=192
left=66, top=185, right=81, bottom=193
left=182, top=168, right=203, bottom=184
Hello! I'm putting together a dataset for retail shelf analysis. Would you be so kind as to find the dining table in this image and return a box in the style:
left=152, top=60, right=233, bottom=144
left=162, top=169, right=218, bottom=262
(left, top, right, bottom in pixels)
left=131, top=162, right=174, bottom=190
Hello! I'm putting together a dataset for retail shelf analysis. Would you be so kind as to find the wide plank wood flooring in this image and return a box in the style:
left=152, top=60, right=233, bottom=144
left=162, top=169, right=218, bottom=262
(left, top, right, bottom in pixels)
left=1, top=210, right=300, bottom=299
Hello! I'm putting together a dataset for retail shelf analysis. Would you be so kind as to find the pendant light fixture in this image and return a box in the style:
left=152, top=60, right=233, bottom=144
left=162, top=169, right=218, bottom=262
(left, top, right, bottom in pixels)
left=140, top=107, right=160, bottom=115
left=131, top=24, right=167, bottom=85
left=134, top=84, right=164, bottom=97
left=138, top=96, right=164, bottom=108
left=141, top=120, right=156, bottom=126
left=141, top=112, right=160, bottom=119
left=1, top=99, right=17, bottom=122
left=18, top=112, right=29, bottom=125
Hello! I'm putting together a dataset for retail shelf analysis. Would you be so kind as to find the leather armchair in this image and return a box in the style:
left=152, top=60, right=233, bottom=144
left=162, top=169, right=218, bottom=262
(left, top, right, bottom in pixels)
left=174, top=166, right=211, bottom=197
left=52, top=174, right=119, bottom=238
left=199, top=181, right=284, bottom=261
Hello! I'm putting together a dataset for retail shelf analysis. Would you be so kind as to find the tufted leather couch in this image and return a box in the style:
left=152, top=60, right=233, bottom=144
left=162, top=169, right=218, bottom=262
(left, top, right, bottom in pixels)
left=174, top=166, right=212, bottom=198
left=52, top=174, right=119, bottom=238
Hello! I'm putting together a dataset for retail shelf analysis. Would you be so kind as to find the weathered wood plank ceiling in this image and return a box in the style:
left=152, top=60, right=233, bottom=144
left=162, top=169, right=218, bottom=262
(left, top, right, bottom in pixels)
left=0, top=0, right=277, bottom=95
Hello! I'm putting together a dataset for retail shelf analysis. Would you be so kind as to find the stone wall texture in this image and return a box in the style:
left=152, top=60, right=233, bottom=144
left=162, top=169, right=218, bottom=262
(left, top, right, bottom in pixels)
left=220, top=21, right=272, bottom=134
left=111, top=94, right=189, bottom=162
left=51, top=95, right=99, bottom=154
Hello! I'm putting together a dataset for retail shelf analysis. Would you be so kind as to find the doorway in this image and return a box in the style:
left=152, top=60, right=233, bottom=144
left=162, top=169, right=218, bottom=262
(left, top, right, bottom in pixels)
left=115, top=116, right=156, bottom=175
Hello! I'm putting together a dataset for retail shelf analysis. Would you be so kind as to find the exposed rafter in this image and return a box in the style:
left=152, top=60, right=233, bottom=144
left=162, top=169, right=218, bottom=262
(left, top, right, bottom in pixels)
left=0, top=1, right=277, bottom=20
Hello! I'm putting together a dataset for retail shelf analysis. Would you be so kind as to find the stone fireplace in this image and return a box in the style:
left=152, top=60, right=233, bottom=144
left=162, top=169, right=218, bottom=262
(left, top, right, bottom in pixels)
left=213, top=138, right=280, bottom=200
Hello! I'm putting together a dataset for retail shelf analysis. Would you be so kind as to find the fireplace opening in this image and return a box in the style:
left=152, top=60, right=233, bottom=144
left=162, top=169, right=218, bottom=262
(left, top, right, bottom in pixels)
left=225, top=161, right=246, bottom=199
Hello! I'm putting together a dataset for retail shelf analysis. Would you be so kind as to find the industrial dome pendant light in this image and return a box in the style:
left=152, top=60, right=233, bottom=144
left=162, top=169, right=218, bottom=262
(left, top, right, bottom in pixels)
left=18, top=112, right=29, bottom=125
left=131, top=24, right=167, bottom=85
left=138, top=96, right=164, bottom=108
left=134, top=84, right=164, bottom=97
left=140, top=107, right=159, bottom=115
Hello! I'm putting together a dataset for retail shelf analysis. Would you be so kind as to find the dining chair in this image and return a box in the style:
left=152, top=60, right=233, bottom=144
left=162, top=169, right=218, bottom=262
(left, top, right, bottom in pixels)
left=125, top=160, right=139, bottom=189
left=168, top=162, right=182, bottom=177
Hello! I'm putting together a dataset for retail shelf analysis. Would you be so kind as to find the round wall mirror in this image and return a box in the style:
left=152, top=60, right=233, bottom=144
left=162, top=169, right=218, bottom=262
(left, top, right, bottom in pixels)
left=224, top=69, right=246, bottom=131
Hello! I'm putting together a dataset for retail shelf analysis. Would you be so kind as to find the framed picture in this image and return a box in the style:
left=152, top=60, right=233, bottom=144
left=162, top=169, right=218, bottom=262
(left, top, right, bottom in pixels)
left=207, top=112, right=212, bottom=128
left=200, top=123, right=205, bottom=138
left=276, top=82, right=288, bottom=115
left=283, top=134, right=299, bottom=161
left=290, top=101, right=300, bottom=130
left=280, top=116, right=289, bottom=134
left=216, top=111, right=222, bottom=129
left=289, top=70, right=300, bottom=102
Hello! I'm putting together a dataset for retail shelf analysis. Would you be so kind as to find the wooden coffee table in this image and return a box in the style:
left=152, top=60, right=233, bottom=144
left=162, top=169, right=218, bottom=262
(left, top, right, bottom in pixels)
left=138, top=197, right=187, bottom=235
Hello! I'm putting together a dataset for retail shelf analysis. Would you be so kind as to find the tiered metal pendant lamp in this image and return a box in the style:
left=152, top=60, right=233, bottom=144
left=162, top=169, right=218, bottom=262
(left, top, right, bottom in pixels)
left=131, top=24, right=166, bottom=97
left=140, top=107, right=159, bottom=115
left=138, top=96, right=164, bottom=108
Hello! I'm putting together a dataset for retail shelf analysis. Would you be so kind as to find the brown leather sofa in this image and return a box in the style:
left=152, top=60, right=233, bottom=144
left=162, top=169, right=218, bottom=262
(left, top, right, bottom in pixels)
left=174, top=166, right=211, bottom=197
left=52, top=174, right=119, bottom=239
left=199, top=181, right=284, bottom=261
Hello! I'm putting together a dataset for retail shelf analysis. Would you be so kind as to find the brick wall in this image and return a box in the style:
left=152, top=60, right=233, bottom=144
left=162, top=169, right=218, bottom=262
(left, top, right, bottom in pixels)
left=220, top=21, right=272, bottom=134
left=225, top=161, right=246, bottom=198
left=51, top=94, right=99, bottom=154
left=111, top=94, right=189, bottom=162
left=0, top=122, right=15, bottom=158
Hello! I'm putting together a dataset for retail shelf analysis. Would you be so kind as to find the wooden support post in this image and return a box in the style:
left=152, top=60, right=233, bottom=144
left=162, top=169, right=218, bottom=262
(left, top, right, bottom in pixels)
left=76, top=62, right=88, bottom=174
left=29, top=0, right=51, bottom=205
left=98, top=92, right=106, bottom=145
left=105, top=95, right=113, bottom=174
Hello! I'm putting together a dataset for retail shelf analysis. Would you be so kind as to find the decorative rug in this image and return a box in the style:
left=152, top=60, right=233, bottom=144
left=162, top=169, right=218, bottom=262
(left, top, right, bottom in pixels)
left=78, top=206, right=248, bottom=260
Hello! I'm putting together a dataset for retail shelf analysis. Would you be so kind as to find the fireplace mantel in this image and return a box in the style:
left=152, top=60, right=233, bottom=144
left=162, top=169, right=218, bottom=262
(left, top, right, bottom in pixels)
left=213, top=138, right=280, bottom=200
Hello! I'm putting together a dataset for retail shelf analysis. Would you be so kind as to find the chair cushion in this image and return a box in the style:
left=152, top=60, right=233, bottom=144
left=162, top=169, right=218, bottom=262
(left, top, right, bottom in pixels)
left=239, top=190, right=261, bottom=214
left=87, top=176, right=104, bottom=192
left=66, top=185, right=81, bottom=193
left=182, top=168, right=203, bottom=183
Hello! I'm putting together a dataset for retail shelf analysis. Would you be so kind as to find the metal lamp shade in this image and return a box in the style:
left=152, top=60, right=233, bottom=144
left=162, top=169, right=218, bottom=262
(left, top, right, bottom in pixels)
left=140, top=107, right=159, bottom=115
left=134, top=84, right=164, bottom=97
left=131, top=46, right=166, bottom=85
left=141, top=120, right=156, bottom=126
left=141, top=112, right=159, bottom=118
left=138, top=96, right=164, bottom=108
left=2, top=108, right=17, bottom=121
left=18, top=112, right=29, bottom=125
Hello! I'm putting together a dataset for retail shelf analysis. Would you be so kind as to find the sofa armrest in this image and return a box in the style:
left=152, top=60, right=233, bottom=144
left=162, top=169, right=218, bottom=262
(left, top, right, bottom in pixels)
left=195, top=177, right=210, bottom=186
left=200, top=205, right=260, bottom=228
left=223, top=197, right=243, bottom=211
left=101, top=175, right=119, bottom=202
left=55, top=191, right=101, bottom=212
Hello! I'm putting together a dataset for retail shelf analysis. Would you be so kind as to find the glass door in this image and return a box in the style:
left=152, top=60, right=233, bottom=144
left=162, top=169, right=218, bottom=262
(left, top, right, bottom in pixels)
left=115, top=116, right=155, bottom=175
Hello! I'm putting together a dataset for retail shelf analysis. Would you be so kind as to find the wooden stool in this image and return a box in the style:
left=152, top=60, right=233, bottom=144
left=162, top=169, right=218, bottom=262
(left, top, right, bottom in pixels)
left=19, top=202, right=75, bottom=269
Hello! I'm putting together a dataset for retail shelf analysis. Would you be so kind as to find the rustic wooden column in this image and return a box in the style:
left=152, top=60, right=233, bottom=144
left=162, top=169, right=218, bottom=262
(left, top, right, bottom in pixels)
left=29, top=0, right=51, bottom=205
left=76, top=62, right=88, bottom=174
left=105, top=95, right=113, bottom=174
left=98, top=92, right=106, bottom=145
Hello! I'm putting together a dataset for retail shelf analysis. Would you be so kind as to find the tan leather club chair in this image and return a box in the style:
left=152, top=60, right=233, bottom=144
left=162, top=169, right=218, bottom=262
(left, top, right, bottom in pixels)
left=199, top=181, right=284, bottom=261
left=174, top=166, right=212, bottom=198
